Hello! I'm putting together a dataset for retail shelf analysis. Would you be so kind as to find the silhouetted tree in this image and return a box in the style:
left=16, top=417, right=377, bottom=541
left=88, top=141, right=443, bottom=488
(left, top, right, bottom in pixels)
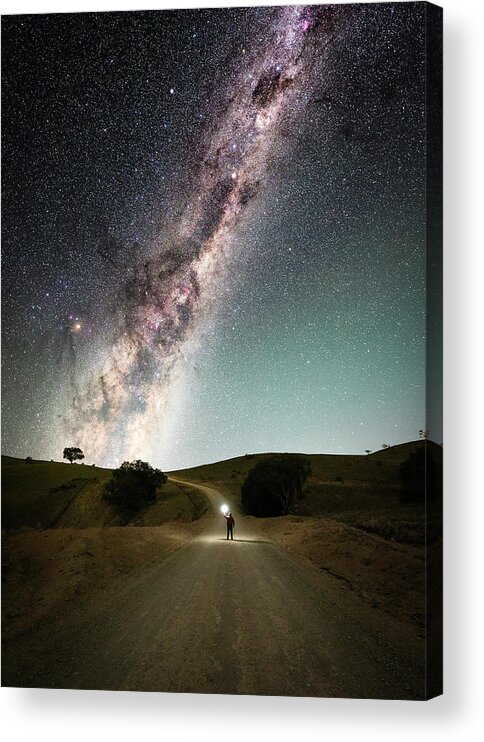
left=241, top=455, right=310, bottom=517
left=63, top=447, right=84, bottom=464
left=365, top=449, right=372, bottom=456
left=381, top=443, right=390, bottom=450
left=103, top=459, right=167, bottom=520
left=399, top=448, right=439, bottom=504
left=419, top=429, right=429, bottom=439
left=25, top=456, right=33, bottom=464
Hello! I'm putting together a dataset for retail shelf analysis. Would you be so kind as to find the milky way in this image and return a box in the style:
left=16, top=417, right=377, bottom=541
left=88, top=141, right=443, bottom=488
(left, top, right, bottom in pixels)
left=2, top=4, right=435, bottom=468
left=64, top=4, right=346, bottom=464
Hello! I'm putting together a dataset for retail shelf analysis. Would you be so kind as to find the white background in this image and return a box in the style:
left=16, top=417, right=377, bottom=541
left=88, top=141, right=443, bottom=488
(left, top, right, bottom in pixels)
left=1, top=0, right=483, bottom=739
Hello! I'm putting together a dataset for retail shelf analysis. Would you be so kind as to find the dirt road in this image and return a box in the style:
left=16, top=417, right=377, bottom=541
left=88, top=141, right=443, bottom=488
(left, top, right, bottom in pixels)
left=2, top=479, right=425, bottom=698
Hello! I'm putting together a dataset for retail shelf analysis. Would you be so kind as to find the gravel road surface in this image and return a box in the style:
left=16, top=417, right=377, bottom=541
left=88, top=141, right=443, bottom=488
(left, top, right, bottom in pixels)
left=2, top=479, right=424, bottom=698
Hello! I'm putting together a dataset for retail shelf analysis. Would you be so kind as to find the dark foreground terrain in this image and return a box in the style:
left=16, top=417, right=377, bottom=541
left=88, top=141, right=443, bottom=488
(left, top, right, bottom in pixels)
left=3, top=478, right=426, bottom=698
left=2, top=444, right=442, bottom=698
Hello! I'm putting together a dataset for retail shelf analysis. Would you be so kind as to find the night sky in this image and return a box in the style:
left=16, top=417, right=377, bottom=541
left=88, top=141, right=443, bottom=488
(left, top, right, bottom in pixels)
left=1, top=3, right=433, bottom=470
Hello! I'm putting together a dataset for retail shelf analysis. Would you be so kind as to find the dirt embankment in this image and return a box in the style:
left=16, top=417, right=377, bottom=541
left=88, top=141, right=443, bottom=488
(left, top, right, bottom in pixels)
left=2, top=519, right=209, bottom=642
left=248, top=514, right=432, bottom=632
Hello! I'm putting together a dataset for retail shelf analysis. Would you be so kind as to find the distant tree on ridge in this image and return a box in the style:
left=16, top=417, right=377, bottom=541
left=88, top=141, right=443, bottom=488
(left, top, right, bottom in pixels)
left=63, top=447, right=85, bottom=464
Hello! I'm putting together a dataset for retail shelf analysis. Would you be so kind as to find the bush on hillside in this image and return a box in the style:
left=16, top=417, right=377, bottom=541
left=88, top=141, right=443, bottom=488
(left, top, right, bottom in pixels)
left=241, top=455, right=310, bottom=517
left=399, top=447, right=441, bottom=504
left=103, top=460, right=167, bottom=520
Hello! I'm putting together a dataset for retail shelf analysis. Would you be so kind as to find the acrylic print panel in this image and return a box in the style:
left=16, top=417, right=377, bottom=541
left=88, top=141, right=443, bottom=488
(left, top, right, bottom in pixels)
left=1, top=2, right=443, bottom=699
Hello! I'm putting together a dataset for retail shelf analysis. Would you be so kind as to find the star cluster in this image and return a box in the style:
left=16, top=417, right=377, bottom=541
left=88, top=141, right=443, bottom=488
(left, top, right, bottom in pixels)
left=2, top=4, right=432, bottom=469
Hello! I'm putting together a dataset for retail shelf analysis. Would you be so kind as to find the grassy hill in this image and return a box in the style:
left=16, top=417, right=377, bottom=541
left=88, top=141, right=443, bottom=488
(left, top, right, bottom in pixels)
left=2, top=444, right=442, bottom=638
left=1, top=457, right=210, bottom=641
left=172, top=441, right=443, bottom=545
left=172, top=441, right=442, bottom=510
left=1, top=456, right=208, bottom=530
left=171, top=442, right=442, bottom=629
left=2, top=441, right=442, bottom=540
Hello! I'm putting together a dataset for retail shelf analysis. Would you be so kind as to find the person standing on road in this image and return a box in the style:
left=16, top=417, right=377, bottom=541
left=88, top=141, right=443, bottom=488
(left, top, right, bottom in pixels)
left=224, top=511, right=235, bottom=540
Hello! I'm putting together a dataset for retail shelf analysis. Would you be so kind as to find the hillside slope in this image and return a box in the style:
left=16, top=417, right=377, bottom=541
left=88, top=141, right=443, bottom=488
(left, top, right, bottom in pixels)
left=1, top=457, right=209, bottom=530
left=172, top=440, right=442, bottom=517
